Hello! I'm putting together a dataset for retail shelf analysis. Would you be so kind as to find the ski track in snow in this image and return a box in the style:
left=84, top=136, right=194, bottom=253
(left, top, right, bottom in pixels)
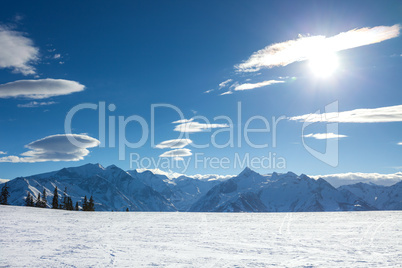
left=0, top=206, right=401, bottom=267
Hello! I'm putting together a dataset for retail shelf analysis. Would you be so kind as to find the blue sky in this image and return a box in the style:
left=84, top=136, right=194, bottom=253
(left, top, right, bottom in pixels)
left=0, top=0, right=401, bottom=180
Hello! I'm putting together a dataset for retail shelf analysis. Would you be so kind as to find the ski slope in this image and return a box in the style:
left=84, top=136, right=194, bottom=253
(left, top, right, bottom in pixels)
left=1, top=206, right=401, bottom=267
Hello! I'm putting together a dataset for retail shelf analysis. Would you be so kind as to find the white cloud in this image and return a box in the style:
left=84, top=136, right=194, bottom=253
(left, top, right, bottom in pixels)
left=17, top=101, right=57, bottom=108
left=311, top=172, right=402, bottom=188
left=289, top=104, right=402, bottom=123
left=53, top=54, right=61, bottom=59
left=159, top=148, right=192, bottom=161
left=155, top=139, right=192, bottom=149
left=174, top=121, right=229, bottom=133
left=172, top=118, right=194, bottom=124
left=0, top=79, right=85, bottom=99
left=219, top=79, right=233, bottom=89
left=204, top=89, right=214, bottom=94
left=0, top=25, right=39, bottom=75
left=135, top=168, right=234, bottom=181
left=0, top=178, right=9, bottom=184
left=0, top=151, right=6, bottom=154
left=303, top=133, right=347, bottom=139
left=233, top=80, right=284, bottom=91
left=236, top=24, right=401, bottom=72
left=220, top=91, right=233, bottom=96
left=0, top=134, right=100, bottom=163
left=398, top=142, right=402, bottom=145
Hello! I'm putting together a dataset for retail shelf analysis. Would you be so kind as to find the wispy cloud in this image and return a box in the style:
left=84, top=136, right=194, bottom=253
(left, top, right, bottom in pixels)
left=172, top=118, right=194, bottom=124
left=398, top=142, right=402, bottom=145
left=159, top=148, right=192, bottom=161
left=311, top=172, right=402, bottom=187
left=205, top=79, right=234, bottom=94
left=0, top=134, right=100, bottom=163
left=0, top=25, right=39, bottom=75
left=220, top=91, right=233, bottom=96
left=0, top=79, right=85, bottom=99
left=155, top=139, right=192, bottom=149
left=219, top=79, right=233, bottom=89
left=233, top=80, right=284, bottom=91
left=303, top=133, right=347, bottom=140
left=173, top=119, right=229, bottom=133
left=17, top=101, right=57, bottom=108
left=290, top=104, right=402, bottom=123
left=0, top=151, right=6, bottom=155
left=236, top=24, right=401, bottom=72
left=220, top=79, right=284, bottom=95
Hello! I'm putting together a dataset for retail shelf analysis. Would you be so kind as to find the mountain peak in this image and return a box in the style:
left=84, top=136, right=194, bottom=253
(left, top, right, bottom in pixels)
left=285, top=171, right=297, bottom=177
left=239, top=167, right=253, bottom=176
left=106, top=164, right=119, bottom=170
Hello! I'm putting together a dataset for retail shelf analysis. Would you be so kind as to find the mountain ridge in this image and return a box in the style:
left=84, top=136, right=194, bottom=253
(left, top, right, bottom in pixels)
left=1, top=163, right=401, bottom=212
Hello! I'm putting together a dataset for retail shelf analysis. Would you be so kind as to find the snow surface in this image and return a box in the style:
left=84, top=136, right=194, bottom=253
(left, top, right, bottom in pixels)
left=1, top=206, right=401, bottom=267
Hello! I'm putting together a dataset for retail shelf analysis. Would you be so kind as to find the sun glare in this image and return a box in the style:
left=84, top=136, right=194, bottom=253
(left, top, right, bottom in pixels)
left=308, top=52, right=339, bottom=78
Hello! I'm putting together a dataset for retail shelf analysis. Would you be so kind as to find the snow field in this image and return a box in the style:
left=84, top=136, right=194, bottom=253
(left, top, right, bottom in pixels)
left=0, top=206, right=401, bottom=267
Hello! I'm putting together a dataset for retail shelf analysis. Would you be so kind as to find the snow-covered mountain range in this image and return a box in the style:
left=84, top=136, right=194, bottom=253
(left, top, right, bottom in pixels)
left=2, top=163, right=401, bottom=212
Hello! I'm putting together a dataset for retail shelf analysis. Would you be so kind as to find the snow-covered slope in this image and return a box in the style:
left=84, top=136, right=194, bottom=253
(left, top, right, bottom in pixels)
left=190, top=168, right=375, bottom=212
left=339, top=181, right=402, bottom=210
left=2, top=206, right=401, bottom=267
left=6, top=163, right=175, bottom=211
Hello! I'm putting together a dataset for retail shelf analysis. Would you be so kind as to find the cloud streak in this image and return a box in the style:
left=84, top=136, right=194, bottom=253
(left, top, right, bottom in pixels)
left=219, top=79, right=233, bottom=89
left=173, top=120, right=229, bottom=133
left=0, top=79, right=85, bottom=99
left=0, top=134, right=100, bottom=163
left=233, top=80, right=284, bottom=91
left=289, top=104, right=402, bottom=123
left=17, top=101, right=57, bottom=108
left=303, top=133, right=347, bottom=139
left=311, top=172, right=402, bottom=187
left=220, top=79, right=284, bottom=95
left=159, top=148, right=192, bottom=161
left=236, top=24, right=401, bottom=72
left=0, top=25, right=39, bottom=75
left=155, top=139, right=192, bottom=149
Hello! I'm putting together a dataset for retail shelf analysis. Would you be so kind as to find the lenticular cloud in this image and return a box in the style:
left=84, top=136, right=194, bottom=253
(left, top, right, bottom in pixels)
left=0, top=134, right=100, bottom=163
left=0, top=79, right=85, bottom=99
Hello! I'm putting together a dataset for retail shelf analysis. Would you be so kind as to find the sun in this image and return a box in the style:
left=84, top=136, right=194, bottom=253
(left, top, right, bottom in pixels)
left=308, top=52, right=339, bottom=78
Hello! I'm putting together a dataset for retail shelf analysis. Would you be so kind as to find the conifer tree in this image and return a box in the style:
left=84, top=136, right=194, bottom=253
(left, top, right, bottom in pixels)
left=42, top=189, right=47, bottom=208
left=52, top=186, right=59, bottom=209
left=88, top=196, right=95, bottom=211
left=75, top=201, right=79, bottom=211
left=35, top=193, right=41, bottom=207
left=126, top=207, right=129, bottom=212
left=0, top=182, right=10, bottom=205
left=66, top=197, right=73, bottom=210
left=82, top=196, right=88, bottom=211
left=25, top=192, right=34, bottom=207
left=25, top=192, right=30, bottom=206
left=61, top=187, right=68, bottom=209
